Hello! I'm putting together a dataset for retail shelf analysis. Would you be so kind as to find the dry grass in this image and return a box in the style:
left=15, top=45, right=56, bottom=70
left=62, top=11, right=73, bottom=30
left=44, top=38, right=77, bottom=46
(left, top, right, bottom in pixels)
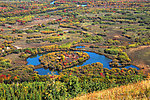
left=128, top=45, right=150, bottom=53
left=72, top=78, right=150, bottom=100
left=127, top=46, right=150, bottom=75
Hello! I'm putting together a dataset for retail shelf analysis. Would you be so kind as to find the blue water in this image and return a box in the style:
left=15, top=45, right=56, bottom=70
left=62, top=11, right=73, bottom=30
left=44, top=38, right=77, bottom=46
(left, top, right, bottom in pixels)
left=81, top=4, right=87, bottom=7
left=27, top=51, right=139, bottom=75
left=75, top=46, right=85, bottom=48
left=76, top=51, right=111, bottom=68
left=27, top=54, right=42, bottom=66
left=50, top=1, right=55, bottom=4
left=34, top=68, right=59, bottom=75
left=77, top=4, right=87, bottom=7
left=124, top=65, right=139, bottom=69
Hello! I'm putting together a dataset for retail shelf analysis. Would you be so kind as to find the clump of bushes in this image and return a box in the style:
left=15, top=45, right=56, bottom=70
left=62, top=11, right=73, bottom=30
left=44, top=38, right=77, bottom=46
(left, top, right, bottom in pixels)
left=0, top=57, right=12, bottom=70
left=80, top=35, right=104, bottom=43
left=104, top=47, right=131, bottom=66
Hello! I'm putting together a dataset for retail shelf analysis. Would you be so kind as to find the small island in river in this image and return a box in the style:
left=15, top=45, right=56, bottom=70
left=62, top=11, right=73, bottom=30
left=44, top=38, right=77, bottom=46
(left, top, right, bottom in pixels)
left=39, top=51, right=89, bottom=70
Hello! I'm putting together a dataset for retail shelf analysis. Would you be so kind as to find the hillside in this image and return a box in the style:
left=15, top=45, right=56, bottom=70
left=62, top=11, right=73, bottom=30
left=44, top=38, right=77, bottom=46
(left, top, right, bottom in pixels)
left=73, top=79, right=150, bottom=100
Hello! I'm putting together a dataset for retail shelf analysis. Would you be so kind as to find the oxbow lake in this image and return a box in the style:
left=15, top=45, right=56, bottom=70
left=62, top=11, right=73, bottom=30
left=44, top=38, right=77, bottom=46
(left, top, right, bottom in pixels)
left=27, top=47, right=139, bottom=75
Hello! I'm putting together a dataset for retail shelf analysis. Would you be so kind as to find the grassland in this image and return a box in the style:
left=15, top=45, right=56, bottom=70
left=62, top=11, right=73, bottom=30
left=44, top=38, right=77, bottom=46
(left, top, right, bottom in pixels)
left=73, top=78, right=150, bottom=100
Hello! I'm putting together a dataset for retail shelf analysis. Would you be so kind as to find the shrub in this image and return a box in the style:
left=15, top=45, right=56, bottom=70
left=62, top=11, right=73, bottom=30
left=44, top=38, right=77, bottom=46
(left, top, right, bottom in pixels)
left=25, top=30, right=34, bottom=33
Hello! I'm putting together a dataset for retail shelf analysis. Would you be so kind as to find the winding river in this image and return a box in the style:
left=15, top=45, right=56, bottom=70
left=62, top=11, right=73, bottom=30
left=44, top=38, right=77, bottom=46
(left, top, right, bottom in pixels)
left=27, top=47, right=139, bottom=75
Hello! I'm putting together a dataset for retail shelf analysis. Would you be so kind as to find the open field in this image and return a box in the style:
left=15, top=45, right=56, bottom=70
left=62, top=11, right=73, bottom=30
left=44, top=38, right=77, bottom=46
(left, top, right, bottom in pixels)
left=127, top=46, right=150, bottom=74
